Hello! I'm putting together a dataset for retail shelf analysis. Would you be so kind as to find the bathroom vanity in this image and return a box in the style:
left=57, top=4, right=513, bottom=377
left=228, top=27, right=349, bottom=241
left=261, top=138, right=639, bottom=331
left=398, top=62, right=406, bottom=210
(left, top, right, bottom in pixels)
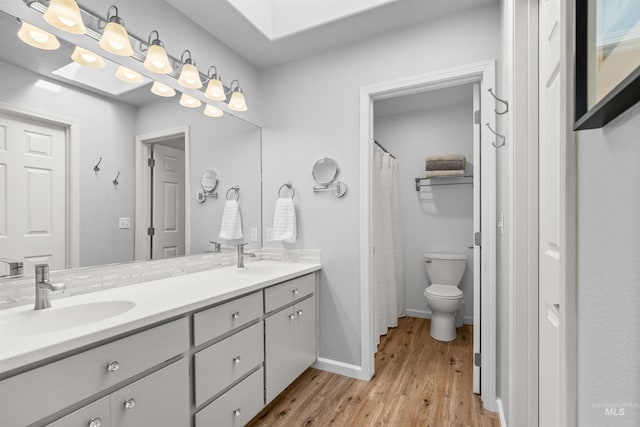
left=0, top=260, right=321, bottom=427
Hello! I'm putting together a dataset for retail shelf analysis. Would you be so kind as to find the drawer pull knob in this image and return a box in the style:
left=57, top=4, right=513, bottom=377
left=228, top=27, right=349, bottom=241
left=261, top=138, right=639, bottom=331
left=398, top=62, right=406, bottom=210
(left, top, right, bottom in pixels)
left=292, top=289, right=299, bottom=295
left=288, top=313, right=295, bottom=319
left=297, top=309, right=303, bottom=316
left=233, top=408, right=241, bottom=417
left=232, top=311, right=240, bottom=319
left=107, top=361, right=120, bottom=372
left=124, top=398, right=136, bottom=409
left=88, top=417, right=102, bottom=427
left=233, top=355, right=241, bottom=364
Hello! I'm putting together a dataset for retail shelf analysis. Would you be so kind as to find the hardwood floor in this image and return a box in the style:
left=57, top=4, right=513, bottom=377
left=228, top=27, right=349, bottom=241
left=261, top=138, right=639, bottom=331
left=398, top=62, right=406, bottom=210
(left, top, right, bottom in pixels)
left=247, top=317, right=499, bottom=427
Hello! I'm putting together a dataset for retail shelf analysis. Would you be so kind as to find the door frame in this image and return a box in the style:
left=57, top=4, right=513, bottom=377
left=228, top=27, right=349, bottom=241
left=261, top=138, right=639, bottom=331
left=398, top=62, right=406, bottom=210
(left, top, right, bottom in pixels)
left=134, top=126, right=191, bottom=260
left=359, top=60, right=497, bottom=410
left=0, top=101, right=80, bottom=269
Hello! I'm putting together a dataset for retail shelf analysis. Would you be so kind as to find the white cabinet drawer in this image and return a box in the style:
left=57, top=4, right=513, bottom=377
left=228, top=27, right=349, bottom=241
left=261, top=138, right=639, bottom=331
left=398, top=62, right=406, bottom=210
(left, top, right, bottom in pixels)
left=194, top=322, right=263, bottom=406
left=47, top=396, right=110, bottom=427
left=0, top=317, right=188, bottom=427
left=195, top=367, right=264, bottom=427
left=264, top=274, right=315, bottom=313
left=194, top=291, right=262, bottom=346
left=111, top=358, right=189, bottom=427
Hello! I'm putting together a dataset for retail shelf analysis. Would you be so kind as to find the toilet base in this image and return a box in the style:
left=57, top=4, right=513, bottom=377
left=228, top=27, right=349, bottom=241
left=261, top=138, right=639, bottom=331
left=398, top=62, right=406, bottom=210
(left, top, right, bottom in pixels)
left=429, top=312, right=458, bottom=342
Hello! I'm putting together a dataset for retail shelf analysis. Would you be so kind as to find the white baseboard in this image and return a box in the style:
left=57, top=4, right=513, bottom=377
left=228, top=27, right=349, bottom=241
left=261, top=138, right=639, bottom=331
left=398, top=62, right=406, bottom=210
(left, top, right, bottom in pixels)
left=405, top=309, right=474, bottom=325
left=496, top=398, right=507, bottom=427
left=312, top=357, right=364, bottom=380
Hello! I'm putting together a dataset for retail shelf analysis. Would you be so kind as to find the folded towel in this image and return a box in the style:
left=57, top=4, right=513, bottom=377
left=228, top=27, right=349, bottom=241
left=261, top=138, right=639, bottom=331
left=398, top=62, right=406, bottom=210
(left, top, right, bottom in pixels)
left=426, top=159, right=466, bottom=171
left=426, top=169, right=465, bottom=178
left=272, top=197, right=297, bottom=243
left=426, top=154, right=466, bottom=162
left=218, top=200, right=243, bottom=240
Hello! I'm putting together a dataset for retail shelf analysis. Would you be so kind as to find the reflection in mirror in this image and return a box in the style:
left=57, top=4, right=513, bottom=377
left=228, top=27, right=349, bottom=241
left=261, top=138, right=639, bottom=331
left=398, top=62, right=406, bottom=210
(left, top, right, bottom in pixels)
left=197, top=169, right=219, bottom=203
left=0, top=9, right=262, bottom=277
left=312, top=157, right=339, bottom=185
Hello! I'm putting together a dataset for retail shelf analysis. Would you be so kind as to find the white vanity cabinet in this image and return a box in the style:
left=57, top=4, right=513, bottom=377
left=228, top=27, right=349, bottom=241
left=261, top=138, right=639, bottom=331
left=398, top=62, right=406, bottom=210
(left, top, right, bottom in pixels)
left=264, top=273, right=318, bottom=403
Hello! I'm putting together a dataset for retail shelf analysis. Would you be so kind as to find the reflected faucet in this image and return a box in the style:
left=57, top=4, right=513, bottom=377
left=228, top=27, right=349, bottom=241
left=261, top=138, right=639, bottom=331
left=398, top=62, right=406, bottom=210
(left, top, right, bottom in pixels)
left=237, top=243, right=256, bottom=268
left=34, top=264, right=65, bottom=310
left=0, top=258, right=23, bottom=278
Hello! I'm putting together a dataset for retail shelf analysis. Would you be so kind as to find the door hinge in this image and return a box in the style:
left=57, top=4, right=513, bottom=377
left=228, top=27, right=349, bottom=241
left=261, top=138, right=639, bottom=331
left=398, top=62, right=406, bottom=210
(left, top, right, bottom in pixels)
left=474, top=110, right=481, bottom=124
left=147, top=227, right=155, bottom=236
left=148, top=158, right=156, bottom=168
left=474, top=232, right=481, bottom=246
left=474, top=352, right=481, bottom=367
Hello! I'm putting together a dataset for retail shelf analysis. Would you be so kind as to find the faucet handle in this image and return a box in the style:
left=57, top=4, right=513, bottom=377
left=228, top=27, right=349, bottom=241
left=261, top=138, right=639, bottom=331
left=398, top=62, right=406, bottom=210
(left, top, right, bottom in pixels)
left=209, top=241, right=222, bottom=252
left=0, top=258, right=23, bottom=276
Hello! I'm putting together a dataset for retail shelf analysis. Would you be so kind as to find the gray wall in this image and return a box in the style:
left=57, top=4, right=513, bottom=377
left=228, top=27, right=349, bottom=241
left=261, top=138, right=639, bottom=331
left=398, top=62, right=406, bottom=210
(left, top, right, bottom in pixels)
left=259, top=4, right=500, bottom=367
left=373, top=101, right=475, bottom=324
left=576, top=101, right=640, bottom=426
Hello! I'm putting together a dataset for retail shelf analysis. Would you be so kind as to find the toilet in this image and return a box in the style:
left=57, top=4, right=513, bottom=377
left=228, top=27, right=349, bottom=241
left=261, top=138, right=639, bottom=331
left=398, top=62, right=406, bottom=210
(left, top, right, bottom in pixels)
left=423, top=252, right=466, bottom=341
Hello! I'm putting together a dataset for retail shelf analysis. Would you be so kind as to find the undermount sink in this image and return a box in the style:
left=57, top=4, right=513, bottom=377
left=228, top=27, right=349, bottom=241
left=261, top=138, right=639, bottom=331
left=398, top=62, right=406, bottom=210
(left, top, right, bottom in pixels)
left=0, top=301, right=136, bottom=336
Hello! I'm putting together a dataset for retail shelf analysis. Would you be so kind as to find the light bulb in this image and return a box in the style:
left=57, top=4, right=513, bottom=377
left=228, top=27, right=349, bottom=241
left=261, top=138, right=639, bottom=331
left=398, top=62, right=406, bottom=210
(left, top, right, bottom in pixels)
left=116, top=65, right=143, bottom=84
left=99, top=16, right=133, bottom=56
left=17, top=22, right=60, bottom=50
left=144, top=43, right=172, bottom=74
left=178, top=63, right=202, bottom=89
left=151, top=81, right=176, bottom=97
left=71, top=46, right=105, bottom=68
left=43, top=0, right=86, bottom=35
left=179, top=94, right=201, bottom=108
left=228, top=90, right=248, bottom=112
left=205, top=78, right=226, bottom=101
left=204, top=104, right=224, bottom=118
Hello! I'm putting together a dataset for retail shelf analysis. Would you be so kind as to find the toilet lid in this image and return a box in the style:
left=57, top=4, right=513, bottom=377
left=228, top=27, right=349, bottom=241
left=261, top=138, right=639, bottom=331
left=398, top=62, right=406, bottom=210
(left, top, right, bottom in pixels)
left=424, top=284, right=463, bottom=299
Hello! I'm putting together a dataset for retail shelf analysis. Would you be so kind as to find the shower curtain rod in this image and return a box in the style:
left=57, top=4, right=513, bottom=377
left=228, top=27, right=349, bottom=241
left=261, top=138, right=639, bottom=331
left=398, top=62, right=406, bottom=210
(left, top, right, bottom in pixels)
left=374, top=140, right=396, bottom=159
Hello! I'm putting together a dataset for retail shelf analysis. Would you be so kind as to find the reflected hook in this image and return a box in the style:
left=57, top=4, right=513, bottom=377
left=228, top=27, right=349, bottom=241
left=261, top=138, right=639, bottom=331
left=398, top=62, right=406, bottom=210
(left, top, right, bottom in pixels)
left=113, top=171, right=120, bottom=186
left=93, top=157, right=102, bottom=173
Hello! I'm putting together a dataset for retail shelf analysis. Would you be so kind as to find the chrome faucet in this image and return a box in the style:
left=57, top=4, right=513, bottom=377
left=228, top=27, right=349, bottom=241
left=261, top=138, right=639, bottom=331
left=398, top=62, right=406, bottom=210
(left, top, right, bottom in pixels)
left=237, top=243, right=256, bottom=268
left=209, top=241, right=222, bottom=253
left=34, top=264, right=65, bottom=310
left=0, top=258, right=23, bottom=278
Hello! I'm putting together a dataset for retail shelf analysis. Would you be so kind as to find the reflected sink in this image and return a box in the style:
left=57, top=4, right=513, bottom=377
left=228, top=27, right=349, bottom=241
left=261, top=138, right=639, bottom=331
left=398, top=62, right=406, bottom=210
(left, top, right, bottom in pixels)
left=0, top=301, right=136, bottom=336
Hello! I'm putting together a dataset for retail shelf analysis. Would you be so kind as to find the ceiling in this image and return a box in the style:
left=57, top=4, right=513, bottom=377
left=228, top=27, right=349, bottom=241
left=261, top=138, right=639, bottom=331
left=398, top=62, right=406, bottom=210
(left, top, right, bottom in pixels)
left=166, top=0, right=497, bottom=69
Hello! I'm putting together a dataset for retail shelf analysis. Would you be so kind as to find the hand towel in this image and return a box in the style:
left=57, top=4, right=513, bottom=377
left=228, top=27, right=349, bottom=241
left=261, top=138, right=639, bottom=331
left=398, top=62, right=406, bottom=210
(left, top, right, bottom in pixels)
left=426, top=154, right=466, bottom=162
left=272, top=197, right=297, bottom=243
left=425, top=159, right=466, bottom=171
left=218, top=200, right=243, bottom=240
left=426, top=169, right=465, bottom=178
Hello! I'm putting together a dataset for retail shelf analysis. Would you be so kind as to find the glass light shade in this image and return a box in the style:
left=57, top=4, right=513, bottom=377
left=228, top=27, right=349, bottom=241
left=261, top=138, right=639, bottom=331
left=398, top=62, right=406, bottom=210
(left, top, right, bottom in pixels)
left=116, top=65, right=143, bottom=84
left=205, top=78, right=226, bottom=101
left=17, top=22, right=60, bottom=50
left=43, top=0, right=86, bottom=35
left=71, top=46, right=105, bottom=68
left=144, top=44, right=172, bottom=74
left=99, top=22, right=133, bottom=56
left=178, top=63, right=202, bottom=89
left=204, top=104, right=224, bottom=118
left=179, top=94, right=201, bottom=108
left=228, top=90, right=248, bottom=112
left=151, top=81, right=176, bottom=97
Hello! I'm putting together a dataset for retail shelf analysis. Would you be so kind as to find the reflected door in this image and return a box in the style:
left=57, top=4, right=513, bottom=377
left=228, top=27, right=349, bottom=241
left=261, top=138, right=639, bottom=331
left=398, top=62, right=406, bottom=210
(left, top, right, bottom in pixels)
left=0, top=112, right=66, bottom=275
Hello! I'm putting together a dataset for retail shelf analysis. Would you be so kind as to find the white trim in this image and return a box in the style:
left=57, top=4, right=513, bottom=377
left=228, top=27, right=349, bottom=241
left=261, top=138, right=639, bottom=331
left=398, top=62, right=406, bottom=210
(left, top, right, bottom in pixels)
left=0, top=102, right=80, bottom=269
left=497, top=398, right=507, bottom=427
left=134, top=127, right=190, bottom=260
left=312, top=357, right=362, bottom=379
left=359, top=60, right=497, bottom=408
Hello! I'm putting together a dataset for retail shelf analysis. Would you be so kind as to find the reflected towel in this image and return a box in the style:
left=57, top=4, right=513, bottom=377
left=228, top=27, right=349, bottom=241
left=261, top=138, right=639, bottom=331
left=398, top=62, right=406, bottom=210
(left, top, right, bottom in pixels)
left=426, top=159, right=466, bottom=171
left=426, top=169, right=465, bottom=178
left=272, top=197, right=297, bottom=243
left=218, top=200, right=243, bottom=240
left=426, top=154, right=466, bottom=162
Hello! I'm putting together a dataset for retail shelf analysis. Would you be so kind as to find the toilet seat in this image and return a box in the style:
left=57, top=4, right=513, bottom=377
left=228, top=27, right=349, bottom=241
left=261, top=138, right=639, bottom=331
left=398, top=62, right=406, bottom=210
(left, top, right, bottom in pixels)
left=424, top=284, right=463, bottom=300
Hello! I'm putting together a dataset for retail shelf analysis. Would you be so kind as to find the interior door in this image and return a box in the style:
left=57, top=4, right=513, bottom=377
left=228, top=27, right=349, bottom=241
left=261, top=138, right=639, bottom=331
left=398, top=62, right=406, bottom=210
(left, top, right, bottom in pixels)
left=539, top=0, right=563, bottom=424
left=0, top=112, right=66, bottom=275
left=151, top=144, right=185, bottom=259
left=472, top=83, right=481, bottom=394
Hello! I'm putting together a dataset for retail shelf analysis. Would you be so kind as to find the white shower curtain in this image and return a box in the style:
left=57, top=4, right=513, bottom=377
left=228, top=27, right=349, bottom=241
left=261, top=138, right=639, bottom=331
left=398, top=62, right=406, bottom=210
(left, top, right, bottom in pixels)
left=373, top=145, right=405, bottom=346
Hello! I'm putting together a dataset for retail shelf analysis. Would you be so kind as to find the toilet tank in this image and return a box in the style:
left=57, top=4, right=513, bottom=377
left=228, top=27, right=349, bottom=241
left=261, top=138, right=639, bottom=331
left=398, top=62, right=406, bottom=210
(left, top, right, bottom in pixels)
left=424, top=253, right=467, bottom=286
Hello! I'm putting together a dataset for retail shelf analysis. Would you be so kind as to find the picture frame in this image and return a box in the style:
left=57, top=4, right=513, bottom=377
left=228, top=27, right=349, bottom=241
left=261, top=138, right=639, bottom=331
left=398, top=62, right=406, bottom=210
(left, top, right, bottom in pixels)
left=575, top=0, right=640, bottom=130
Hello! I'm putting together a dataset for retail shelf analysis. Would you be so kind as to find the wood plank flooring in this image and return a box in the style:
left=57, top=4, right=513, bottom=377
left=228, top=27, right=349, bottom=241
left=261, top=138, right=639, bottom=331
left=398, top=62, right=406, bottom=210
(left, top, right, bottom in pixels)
left=247, top=317, right=499, bottom=427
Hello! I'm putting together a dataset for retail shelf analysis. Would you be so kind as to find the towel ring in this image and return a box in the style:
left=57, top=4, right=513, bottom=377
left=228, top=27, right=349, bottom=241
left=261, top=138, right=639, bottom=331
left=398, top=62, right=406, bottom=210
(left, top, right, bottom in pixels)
left=226, top=186, right=240, bottom=201
left=278, top=183, right=295, bottom=199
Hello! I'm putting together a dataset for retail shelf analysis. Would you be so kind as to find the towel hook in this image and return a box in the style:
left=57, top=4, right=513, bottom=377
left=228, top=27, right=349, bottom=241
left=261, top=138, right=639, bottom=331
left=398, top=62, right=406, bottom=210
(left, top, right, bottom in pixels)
left=278, top=183, right=295, bottom=199
left=112, top=171, right=121, bottom=186
left=93, top=157, right=102, bottom=173
left=488, top=88, right=509, bottom=115
left=486, top=123, right=506, bottom=148
left=225, top=186, right=240, bottom=201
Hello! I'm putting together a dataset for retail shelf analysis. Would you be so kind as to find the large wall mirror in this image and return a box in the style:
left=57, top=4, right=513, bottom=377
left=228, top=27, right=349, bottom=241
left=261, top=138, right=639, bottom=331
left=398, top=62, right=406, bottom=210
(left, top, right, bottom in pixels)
left=0, top=6, right=262, bottom=277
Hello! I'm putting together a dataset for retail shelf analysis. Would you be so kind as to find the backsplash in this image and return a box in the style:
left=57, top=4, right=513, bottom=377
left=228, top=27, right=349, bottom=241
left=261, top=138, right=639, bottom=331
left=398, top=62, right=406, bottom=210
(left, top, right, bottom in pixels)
left=0, top=248, right=321, bottom=309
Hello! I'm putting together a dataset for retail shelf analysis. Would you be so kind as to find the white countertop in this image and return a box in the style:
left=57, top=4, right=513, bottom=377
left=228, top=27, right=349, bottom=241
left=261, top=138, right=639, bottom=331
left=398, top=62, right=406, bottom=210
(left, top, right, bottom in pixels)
left=0, top=260, right=321, bottom=375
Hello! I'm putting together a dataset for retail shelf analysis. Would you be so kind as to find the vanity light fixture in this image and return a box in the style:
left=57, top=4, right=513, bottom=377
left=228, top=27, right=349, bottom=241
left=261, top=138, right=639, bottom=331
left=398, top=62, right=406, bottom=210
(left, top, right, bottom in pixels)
left=177, top=50, right=203, bottom=89
left=98, top=6, right=133, bottom=56
left=71, top=46, right=105, bottom=68
left=227, top=80, right=248, bottom=112
left=204, top=104, right=224, bottom=118
left=43, top=0, right=86, bottom=35
left=151, top=81, right=176, bottom=97
left=115, top=65, right=143, bottom=84
left=204, top=66, right=226, bottom=101
left=180, top=93, right=202, bottom=108
left=143, top=30, right=172, bottom=74
left=17, top=21, right=60, bottom=50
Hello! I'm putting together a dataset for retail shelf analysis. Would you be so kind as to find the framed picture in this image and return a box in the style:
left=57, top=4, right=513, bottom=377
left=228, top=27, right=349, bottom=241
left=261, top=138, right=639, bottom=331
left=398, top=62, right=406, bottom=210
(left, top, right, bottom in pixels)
left=575, top=0, right=640, bottom=130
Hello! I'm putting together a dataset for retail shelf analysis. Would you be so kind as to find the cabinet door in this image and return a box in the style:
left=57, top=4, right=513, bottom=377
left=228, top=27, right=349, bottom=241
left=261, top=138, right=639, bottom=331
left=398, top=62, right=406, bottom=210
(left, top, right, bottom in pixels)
left=47, top=396, right=110, bottom=427
left=110, top=358, right=189, bottom=427
left=293, top=296, right=317, bottom=374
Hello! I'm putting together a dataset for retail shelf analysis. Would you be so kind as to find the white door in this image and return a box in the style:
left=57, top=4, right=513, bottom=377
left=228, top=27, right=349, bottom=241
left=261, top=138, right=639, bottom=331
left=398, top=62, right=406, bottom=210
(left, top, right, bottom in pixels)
left=472, top=83, right=481, bottom=394
left=539, top=0, right=563, bottom=424
left=151, top=144, right=185, bottom=259
left=0, top=112, right=66, bottom=275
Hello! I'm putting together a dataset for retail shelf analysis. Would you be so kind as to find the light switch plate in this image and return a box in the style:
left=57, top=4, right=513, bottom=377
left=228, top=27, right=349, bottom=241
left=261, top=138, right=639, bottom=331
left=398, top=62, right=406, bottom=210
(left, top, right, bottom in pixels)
left=119, top=217, right=131, bottom=229
left=250, top=227, right=258, bottom=242
left=266, top=227, right=273, bottom=242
